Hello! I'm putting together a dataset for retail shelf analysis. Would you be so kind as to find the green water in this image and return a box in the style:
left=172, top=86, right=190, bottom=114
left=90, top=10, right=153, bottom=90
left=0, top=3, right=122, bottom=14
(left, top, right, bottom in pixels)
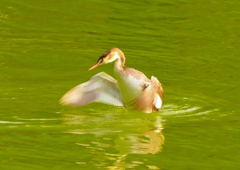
left=1, top=0, right=240, bottom=169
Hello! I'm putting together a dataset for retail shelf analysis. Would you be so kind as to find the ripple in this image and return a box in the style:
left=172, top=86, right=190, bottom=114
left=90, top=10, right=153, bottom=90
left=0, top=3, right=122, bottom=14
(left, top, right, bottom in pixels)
left=161, top=91, right=223, bottom=119
left=162, top=104, right=219, bottom=117
left=0, top=121, right=23, bottom=124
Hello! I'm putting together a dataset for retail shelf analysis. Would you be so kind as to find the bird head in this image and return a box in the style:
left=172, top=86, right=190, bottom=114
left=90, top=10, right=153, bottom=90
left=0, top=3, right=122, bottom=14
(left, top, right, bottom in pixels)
left=89, top=48, right=121, bottom=70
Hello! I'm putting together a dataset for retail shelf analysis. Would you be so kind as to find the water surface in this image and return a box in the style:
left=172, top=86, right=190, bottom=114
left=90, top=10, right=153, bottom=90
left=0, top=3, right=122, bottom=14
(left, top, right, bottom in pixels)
left=0, top=0, right=240, bottom=169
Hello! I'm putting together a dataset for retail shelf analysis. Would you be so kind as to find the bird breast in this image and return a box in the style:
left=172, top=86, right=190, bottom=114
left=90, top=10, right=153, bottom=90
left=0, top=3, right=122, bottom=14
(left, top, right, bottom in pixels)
left=114, top=68, right=144, bottom=105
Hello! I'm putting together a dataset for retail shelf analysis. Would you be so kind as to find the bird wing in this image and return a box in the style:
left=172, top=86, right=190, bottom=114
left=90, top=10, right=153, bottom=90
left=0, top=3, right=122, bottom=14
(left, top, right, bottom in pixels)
left=60, top=72, right=124, bottom=107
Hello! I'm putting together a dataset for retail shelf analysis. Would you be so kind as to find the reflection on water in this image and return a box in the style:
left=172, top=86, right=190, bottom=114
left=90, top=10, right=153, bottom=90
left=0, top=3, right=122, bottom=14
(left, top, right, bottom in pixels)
left=63, top=113, right=164, bottom=169
left=58, top=92, right=224, bottom=169
left=1, top=93, right=221, bottom=169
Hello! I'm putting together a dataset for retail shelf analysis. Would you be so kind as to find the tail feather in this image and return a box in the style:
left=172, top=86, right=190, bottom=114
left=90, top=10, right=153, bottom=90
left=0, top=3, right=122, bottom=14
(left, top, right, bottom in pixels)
left=130, top=76, right=164, bottom=113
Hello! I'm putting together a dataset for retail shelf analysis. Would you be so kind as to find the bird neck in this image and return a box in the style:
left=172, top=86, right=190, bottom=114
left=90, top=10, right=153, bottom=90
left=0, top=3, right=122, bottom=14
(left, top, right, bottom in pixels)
left=114, top=51, right=126, bottom=69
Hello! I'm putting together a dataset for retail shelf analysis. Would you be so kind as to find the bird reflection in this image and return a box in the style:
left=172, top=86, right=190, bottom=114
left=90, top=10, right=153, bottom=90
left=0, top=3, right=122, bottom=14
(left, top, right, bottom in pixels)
left=63, top=112, right=164, bottom=169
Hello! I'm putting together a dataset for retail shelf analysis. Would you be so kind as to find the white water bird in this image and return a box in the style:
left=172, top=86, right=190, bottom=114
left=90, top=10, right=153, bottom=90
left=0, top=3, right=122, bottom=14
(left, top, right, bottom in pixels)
left=60, top=48, right=164, bottom=113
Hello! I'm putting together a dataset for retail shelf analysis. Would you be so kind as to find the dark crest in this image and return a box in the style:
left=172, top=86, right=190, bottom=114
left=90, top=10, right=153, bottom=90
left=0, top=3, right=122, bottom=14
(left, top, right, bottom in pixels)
left=98, top=50, right=111, bottom=61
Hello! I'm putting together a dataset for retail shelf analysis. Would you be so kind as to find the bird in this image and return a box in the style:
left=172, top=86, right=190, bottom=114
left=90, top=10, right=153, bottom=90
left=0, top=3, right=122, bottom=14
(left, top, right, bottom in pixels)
left=60, top=48, right=164, bottom=113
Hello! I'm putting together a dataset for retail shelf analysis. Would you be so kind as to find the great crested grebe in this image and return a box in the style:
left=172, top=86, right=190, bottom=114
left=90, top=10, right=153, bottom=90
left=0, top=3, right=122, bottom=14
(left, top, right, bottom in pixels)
left=60, top=48, right=164, bottom=113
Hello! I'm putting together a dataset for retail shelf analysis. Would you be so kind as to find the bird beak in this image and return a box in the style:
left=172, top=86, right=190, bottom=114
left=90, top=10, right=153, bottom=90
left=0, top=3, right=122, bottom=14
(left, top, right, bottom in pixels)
left=88, top=62, right=100, bottom=71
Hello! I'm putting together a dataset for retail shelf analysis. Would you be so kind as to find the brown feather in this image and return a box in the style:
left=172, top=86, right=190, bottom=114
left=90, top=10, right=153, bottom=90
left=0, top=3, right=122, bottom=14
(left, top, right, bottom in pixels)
left=130, top=76, right=164, bottom=113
